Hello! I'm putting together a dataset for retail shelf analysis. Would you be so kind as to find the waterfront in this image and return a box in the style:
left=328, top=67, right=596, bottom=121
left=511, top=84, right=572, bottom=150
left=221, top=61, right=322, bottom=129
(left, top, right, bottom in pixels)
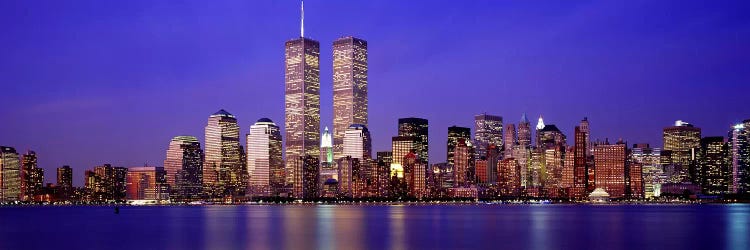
left=0, top=204, right=748, bottom=250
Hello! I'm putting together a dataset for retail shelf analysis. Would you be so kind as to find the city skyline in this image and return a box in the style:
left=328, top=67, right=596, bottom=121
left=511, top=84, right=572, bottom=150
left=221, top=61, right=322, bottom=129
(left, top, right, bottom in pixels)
left=1, top=1, right=749, bottom=186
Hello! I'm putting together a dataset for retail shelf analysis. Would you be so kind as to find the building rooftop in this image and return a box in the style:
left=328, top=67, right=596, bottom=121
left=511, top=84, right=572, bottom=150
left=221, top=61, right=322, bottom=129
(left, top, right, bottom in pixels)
left=257, top=118, right=274, bottom=123
left=210, top=109, right=235, bottom=118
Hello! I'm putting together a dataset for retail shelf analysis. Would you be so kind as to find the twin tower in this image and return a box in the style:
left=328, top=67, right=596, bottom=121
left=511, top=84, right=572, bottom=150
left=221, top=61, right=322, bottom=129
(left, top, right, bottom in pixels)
left=283, top=35, right=368, bottom=183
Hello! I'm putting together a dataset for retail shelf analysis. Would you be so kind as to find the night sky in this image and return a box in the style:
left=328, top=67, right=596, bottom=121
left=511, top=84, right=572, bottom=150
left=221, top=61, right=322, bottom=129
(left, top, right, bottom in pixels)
left=1, top=0, right=749, bottom=186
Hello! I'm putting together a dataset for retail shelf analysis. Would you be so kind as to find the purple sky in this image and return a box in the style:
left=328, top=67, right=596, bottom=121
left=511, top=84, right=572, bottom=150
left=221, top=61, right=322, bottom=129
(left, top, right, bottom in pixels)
left=1, top=0, right=749, bottom=186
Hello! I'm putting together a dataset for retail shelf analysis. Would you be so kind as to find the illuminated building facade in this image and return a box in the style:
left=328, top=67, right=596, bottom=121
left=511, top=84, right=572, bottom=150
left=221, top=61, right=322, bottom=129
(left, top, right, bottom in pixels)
left=504, top=123, right=517, bottom=158
left=126, top=166, right=169, bottom=201
left=246, top=118, right=283, bottom=196
left=697, top=136, right=729, bottom=194
left=0, top=146, right=20, bottom=202
left=594, top=142, right=627, bottom=198
left=447, top=126, right=471, bottom=167
left=204, top=109, right=245, bottom=197
left=397, top=118, right=429, bottom=162
left=572, top=125, right=588, bottom=198
left=474, top=113, right=503, bottom=158
left=343, top=124, right=371, bottom=161
left=497, top=158, right=520, bottom=196
left=320, top=127, right=333, bottom=166
left=57, top=165, right=73, bottom=189
left=518, top=113, right=532, bottom=148
left=536, top=124, right=566, bottom=150
left=163, top=136, right=203, bottom=201
left=332, top=36, right=368, bottom=162
left=86, top=164, right=127, bottom=202
left=285, top=37, right=321, bottom=186
left=453, top=139, right=472, bottom=187
left=20, top=150, right=44, bottom=201
left=663, top=120, right=701, bottom=181
left=729, top=121, right=750, bottom=194
left=57, top=165, right=74, bottom=200
left=631, top=144, right=664, bottom=199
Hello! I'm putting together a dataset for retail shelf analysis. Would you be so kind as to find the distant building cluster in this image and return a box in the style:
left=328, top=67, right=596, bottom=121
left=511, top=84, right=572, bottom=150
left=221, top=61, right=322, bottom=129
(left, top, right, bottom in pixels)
left=2, top=8, right=750, bottom=204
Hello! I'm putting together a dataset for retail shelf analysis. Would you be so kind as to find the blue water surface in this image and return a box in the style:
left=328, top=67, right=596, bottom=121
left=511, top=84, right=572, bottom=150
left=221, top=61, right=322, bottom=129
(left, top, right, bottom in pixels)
left=0, top=204, right=748, bottom=250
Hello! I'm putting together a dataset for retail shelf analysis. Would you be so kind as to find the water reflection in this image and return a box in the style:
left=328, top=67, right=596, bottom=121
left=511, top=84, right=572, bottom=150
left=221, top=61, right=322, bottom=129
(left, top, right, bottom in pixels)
left=389, top=206, right=406, bottom=250
left=530, top=205, right=549, bottom=250
left=246, top=206, right=271, bottom=250
left=727, top=205, right=749, bottom=250
left=316, top=206, right=334, bottom=250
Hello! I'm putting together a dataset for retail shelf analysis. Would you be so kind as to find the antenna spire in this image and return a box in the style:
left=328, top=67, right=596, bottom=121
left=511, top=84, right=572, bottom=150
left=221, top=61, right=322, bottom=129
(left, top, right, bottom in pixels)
left=300, top=0, right=304, bottom=37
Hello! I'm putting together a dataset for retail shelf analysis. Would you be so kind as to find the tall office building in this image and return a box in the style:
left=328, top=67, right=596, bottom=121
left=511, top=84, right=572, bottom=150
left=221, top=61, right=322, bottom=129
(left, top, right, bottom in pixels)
left=391, top=136, right=417, bottom=167
left=246, top=118, right=284, bottom=196
left=474, top=113, right=503, bottom=158
left=204, top=109, right=244, bottom=197
left=572, top=126, right=588, bottom=198
left=126, top=166, right=169, bottom=201
left=447, top=126, right=472, bottom=166
left=56, top=166, right=73, bottom=189
left=504, top=123, right=518, bottom=158
left=537, top=125, right=566, bottom=150
left=343, top=124, right=371, bottom=161
left=20, top=151, right=43, bottom=201
left=285, top=16, right=321, bottom=187
left=593, top=141, right=627, bottom=198
left=579, top=118, right=591, bottom=156
left=332, top=36, right=368, bottom=161
left=453, top=139, right=472, bottom=187
left=56, top=165, right=74, bottom=200
left=518, top=114, right=532, bottom=148
left=398, top=118, right=429, bottom=162
left=663, top=120, right=701, bottom=170
left=535, top=115, right=545, bottom=146
left=698, top=137, right=729, bottom=195
left=320, top=127, right=333, bottom=165
left=0, top=146, right=20, bottom=202
left=164, top=136, right=203, bottom=201
left=631, top=144, right=664, bottom=199
left=729, top=121, right=750, bottom=194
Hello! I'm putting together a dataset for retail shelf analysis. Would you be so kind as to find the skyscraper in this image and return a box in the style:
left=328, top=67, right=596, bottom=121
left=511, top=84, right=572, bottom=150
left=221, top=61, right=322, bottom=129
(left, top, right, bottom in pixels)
left=332, top=36, right=368, bottom=162
left=204, top=109, right=244, bottom=197
left=729, top=121, right=750, bottom=194
left=56, top=165, right=73, bottom=189
left=57, top=165, right=74, bottom=200
left=0, top=146, right=20, bottom=202
left=572, top=125, right=588, bottom=198
left=285, top=33, right=320, bottom=188
left=663, top=120, right=701, bottom=178
left=504, top=123, right=518, bottom=158
left=398, top=118, right=429, bottom=162
left=579, top=118, right=591, bottom=156
left=447, top=126, right=471, bottom=166
left=698, top=136, right=729, bottom=195
left=518, top=114, right=532, bottom=148
left=631, top=144, right=664, bottom=199
left=20, top=151, right=43, bottom=201
left=246, top=118, right=284, bottom=196
left=164, top=136, right=203, bottom=201
left=474, top=113, right=503, bottom=158
left=343, top=124, right=371, bottom=161
left=535, top=115, right=545, bottom=146
left=594, top=141, right=627, bottom=198
left=453, top=139, right=472, bottom=187
left=536, top=125, right=566, bottom=150
left=391, top=136, right=417, bottom=168
left=320, top=127, right=333, bottom=165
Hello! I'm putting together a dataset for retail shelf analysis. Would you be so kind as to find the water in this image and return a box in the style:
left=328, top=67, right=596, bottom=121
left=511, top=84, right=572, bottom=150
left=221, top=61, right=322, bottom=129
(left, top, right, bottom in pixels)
left=0, top=204, right=748, bottom=250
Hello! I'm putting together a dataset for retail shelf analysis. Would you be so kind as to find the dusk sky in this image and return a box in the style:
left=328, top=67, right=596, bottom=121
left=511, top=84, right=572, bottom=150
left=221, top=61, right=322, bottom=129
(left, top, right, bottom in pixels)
left=1, top=0, right=749, bottom=186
